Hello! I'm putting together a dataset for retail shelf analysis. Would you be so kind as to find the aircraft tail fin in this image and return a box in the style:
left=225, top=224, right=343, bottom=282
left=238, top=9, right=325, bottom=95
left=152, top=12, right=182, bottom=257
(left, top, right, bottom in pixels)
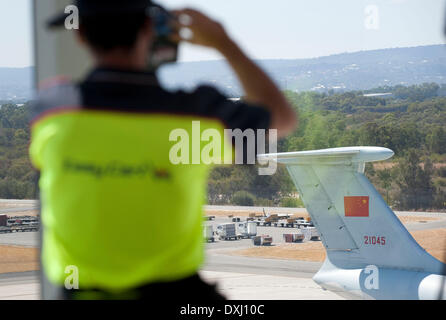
left=259, top=147, right=444, bottom=274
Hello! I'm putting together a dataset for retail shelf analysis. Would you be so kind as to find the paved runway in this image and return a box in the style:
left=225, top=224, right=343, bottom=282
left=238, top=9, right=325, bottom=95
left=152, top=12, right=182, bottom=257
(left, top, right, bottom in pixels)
left=0, top=201, right=444, bottom=300
left=406, top=219, right=446, bottom=231
left=0, top=256, right=340, bottom=300
left=203, top=254, right=322, bottom=278
left=0, top=232, right=39, bottom=247
left=0, top=207, right=38, bottom=214
left=0, top=272, right=40, bottom=300
left=200, top=271, right=342, bottom=300
left=0, top=200, right=37, bottom=205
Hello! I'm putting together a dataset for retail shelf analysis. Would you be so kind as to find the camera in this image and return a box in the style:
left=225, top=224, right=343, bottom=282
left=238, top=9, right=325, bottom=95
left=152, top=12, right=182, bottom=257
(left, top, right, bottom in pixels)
left=147, top=3, right=178, bottom=70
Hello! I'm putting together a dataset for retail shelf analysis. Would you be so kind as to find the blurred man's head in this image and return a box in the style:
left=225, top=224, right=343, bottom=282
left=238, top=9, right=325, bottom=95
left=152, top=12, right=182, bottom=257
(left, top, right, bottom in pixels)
left=49, top=0, right=155, bottom=69
left=79, top=11, right=151, bottom=53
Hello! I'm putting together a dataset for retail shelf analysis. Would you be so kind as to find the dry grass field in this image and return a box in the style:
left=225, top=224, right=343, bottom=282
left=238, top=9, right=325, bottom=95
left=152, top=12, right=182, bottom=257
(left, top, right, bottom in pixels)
left=5, top=210, right=39, bottom=217
left=0, top=246, right=39, bottom=274
left=206, top=209, right=310, bottom=219
left=228, top=228, right=446, bottom=264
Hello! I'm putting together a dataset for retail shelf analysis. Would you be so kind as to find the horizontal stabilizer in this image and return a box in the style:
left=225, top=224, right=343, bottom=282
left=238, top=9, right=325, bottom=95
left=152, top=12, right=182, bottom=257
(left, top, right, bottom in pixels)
left=258, top=146, right=394, bottom=165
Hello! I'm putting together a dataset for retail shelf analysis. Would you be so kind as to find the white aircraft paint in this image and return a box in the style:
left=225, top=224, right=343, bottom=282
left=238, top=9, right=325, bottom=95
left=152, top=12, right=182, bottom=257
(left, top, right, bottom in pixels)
left=259, top=146, right=446, bottom=300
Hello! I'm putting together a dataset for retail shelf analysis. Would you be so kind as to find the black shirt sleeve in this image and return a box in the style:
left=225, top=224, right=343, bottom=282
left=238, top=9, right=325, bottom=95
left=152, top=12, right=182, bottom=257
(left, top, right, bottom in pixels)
left=186, top=85, right=273, bottom=163
left=189, top=85, right=271, bottom=131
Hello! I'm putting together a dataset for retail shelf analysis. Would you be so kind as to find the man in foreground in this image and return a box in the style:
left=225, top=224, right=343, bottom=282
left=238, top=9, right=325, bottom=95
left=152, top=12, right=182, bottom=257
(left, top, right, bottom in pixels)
left=30, top=0, right=297, bottom=300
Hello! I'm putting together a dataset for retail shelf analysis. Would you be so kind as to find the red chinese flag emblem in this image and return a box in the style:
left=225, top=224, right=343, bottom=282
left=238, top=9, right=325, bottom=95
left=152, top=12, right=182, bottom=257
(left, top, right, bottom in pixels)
left=344, top=196, right=369, bottom=217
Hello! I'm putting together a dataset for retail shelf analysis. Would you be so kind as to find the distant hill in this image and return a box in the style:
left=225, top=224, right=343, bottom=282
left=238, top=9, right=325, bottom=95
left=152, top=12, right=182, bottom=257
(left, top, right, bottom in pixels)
left=1, top=45, right=445, bottom=100
left=0, top=67, right=33, bottom=102
left=159, top=44, right=446, bottom=96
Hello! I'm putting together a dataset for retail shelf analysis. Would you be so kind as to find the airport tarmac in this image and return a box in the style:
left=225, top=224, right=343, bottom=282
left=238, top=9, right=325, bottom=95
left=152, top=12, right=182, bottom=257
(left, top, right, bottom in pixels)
left=0, top=256, right=341, bottom=300
left=0, top=207, right=38, bottom=215
left=3, top=212, right=443, bottom=249
left=0, top=200, right=37, bottom=206
left=0, top=202, right=444, bottom=300
left=0, top=232, right=39, bottom=247
left=200, top=271, right=343, bottom=300
left=204, top=217, right=318, bottom=249
left=0, top=272, right=39, bottom=300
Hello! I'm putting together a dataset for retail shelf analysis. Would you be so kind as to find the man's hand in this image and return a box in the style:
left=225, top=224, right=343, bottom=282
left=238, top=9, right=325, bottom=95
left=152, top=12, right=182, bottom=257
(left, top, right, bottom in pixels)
left=171, top=8, right=297, bottom=138
left=172, top=9, right=230, bottom=51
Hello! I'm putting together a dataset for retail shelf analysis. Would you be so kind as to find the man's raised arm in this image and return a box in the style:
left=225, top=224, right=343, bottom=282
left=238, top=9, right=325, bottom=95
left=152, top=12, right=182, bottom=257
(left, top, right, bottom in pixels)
left=173, top=9, right=298, bottom=138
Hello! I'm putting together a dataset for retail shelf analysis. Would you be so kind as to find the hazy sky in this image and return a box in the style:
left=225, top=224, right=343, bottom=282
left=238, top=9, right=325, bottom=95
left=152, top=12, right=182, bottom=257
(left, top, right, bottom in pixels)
left=1, top=0, right=445, bottom=67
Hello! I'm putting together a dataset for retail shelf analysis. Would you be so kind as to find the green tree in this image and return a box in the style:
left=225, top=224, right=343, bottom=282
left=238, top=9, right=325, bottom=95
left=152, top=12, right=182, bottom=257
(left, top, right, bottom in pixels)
left=394, top=150, right=436, bottom=210
left=280, top=197, right=304, bottom=208
left=232, top=191, right=256, bottom=206
left=427, top=126, right=446, bottom=154
left=377, top=169, right=392, bottom=203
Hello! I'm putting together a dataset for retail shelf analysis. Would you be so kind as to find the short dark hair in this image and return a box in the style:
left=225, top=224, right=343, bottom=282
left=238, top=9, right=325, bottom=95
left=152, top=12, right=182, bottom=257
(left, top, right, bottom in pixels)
left=80, top=13, right=149, bottom=51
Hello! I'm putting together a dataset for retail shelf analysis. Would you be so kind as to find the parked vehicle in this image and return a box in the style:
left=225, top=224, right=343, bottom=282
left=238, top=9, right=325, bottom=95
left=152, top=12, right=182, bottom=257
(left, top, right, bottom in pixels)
left=216, top=223, right=238, bottom=241
left=0, top=215, right=7, bottom=227
left=252, top=235, right=273, bottom=246
left=236, top=221, right=257, bottom=239
left=203, top=225, right=215, bottom=242
left=263, top=214, right=279, bottom=226
left=301, top=227, right=320, bottom=241
left=0, top=216, right=40, bottom=233
left=283, top=233, right=305, bottom=243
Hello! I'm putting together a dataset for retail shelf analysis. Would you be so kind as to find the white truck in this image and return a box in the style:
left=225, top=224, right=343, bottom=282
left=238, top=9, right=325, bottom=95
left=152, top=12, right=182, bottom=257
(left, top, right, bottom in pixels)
left=301, top=226, right=320, bottom=241
left=236, top=221, right=257, bottom=239
left=203, top=225, right=215, bottom=243
left=216, top=223, right=238, bottom=241
left=296, top=227, right=320, bottom=241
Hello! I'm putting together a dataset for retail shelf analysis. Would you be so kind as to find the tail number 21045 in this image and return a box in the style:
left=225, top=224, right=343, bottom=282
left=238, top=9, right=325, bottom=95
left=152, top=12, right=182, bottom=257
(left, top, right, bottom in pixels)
left=364, top=236, right=386, bottom=246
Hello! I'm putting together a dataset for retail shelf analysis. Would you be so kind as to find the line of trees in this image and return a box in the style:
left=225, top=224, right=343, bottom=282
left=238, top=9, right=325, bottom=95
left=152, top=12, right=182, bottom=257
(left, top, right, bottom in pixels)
left=208, top=83, right=446, bottom=210
left=0, top=103, right=38, bottom=199
left=367, top=150, right=446, bottom=211
left=0, top=83, right=445, bottom=210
